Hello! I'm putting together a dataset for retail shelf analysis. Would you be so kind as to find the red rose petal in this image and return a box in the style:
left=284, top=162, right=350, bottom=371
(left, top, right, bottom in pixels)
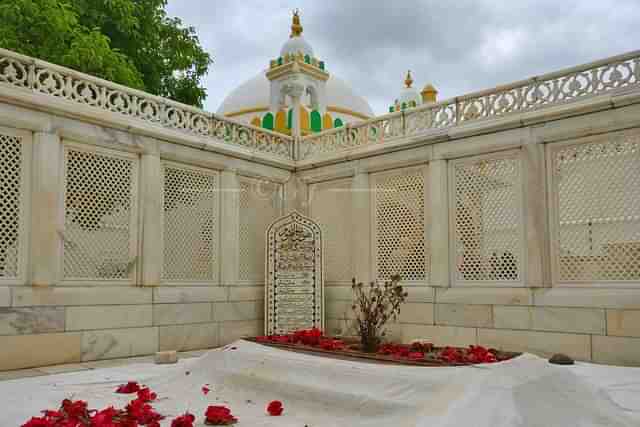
left=267, top=400, right=284, bottom=416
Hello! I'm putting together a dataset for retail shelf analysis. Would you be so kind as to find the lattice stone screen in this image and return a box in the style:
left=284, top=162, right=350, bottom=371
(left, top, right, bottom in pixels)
left=238, top=176, right=282, bottom=283
left=62, top=144, right=137, bottom=281
left=451, top=153, right=523, bottom=283
left=372, top=167, right=428, bottom=283
left=0, top=130, right=25, bottom=279
left=551, top=131, right=640, bottom=282
left=309, top=178, right=353, bottom=284
left=162, top=162, right=218, bottom=282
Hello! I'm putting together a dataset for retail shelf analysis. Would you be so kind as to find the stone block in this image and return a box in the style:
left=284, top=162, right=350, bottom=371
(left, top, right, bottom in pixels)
left=607, top=310, right=640, bottom=337
left=0, top=307, right=65, bottom=335
left=228, top=286, right=264, bottom=302
left=159, top=323, right=218, bottom=352
left=399, top=303, right=434, bottom=324
left=154, top=351, right=178, bottom=364
left=0, top=333, right=82, bottom=371
left=81, top=327, right=158, bottom=361
left=153, top=286, right=227, bottom=304
left=325, top=286, right=353, bottom=302
left=436, top=287, right=532, bottom=305
left=592, top=336, right=640, bottom=367
left=435, top=304, right=492, bottom=328
left=493, top=306, right=532, bottom=330
left=400, top=324, right=477, bottom=347
left=66, top=305, right=152, bottom=331
left=326, top=301, right=352, bottom=320
left=533, top=288, right=640, bottom=309
left=0, top=287, right=9, bottom=307
left=405, top=286, right=435, bottom=303
left=477, top=329, right=591, bottom=361
left=531, top=307, right=605, bottom=335
left=153, top=303, right=211, bottom=326
left=219, top=320, right=262, bottom=345
left=12, top=287, right=152, bottom=307
left=212, top=301, right=263, bottom=322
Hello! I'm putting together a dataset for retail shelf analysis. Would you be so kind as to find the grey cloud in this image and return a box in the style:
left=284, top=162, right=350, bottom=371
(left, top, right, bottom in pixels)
left=166, top=0, right=640, bottom=115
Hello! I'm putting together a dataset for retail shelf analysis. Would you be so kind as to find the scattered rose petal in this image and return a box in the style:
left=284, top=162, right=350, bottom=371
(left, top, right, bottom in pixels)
left=267, top=400, right=284, bottom=416
left=137, top=387, right=157, bottom=402
left=171, top=412, right=196, bottom=427
left=204, top=405, right=238, bottom=425
left=115, top=381, right=141, bottom=394
left=202, top=385, right=211, bottom=395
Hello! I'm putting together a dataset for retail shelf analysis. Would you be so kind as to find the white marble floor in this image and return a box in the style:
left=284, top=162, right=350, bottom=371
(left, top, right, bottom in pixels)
left=0, top=349, right=210, bottom=382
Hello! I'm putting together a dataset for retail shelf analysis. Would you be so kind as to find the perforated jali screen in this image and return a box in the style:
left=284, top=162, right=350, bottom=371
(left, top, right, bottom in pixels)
left=452, top=154, right=523, bottom=283
left=552, top=132, right=640, bottom=282
left=309, top=178, right=353, bottom=284
left=372, top=167, right=428, bottom=283
left=0, top=132, right=24, bottom=279
left=62, top=145, right=137, bottom=280
left=238, top=176, right=282, bottom=283
left=162, top=163, right=218, bottom=282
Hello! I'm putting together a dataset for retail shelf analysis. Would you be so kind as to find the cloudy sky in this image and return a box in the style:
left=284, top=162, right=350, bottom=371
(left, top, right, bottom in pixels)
left=166, top=0, right=640, bottom=115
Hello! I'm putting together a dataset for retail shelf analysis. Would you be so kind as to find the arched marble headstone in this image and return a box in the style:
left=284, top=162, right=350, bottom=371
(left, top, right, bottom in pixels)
left=265, top=211, right=323, bottom=335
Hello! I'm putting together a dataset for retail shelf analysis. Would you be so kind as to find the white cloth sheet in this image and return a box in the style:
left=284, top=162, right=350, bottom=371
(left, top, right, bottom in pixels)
left=2, top=340, right=640, bottom=426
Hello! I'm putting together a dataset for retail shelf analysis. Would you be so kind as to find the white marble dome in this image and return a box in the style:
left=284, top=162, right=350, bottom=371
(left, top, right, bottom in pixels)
left=217, top=71, right=374, bottom=119
left=280, top=35, right=314, bottom=57
left=398, top=87, right=421, bottom=106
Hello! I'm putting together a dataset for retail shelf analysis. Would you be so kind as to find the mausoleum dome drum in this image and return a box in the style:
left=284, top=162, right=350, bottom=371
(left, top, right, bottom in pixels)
left=217, top=72, right=374, bottom=120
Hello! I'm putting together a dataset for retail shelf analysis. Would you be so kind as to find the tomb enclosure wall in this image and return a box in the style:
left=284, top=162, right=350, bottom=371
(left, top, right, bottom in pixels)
left=1, top=48, right=640, bottom=369
left=300, top=70, right=640, bottom=367
left=0, top=49, right=295, bottom=370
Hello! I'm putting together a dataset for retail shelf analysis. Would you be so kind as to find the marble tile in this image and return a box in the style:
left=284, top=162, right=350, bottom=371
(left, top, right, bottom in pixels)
left=66, top=305, right=152, bottom=331
left=153, top=303, right=211, bottom=326
left=212, top=301, right=263, bottom=322
left=153, top=286, right=227, bottom=304
left=12, top=287, right=152, bottom=307
left=228, top=286, right=264, bottom=302
left=159, top=323, right=218, bottom=352
left=81, top=327, right=158, bottom=361
left=607, top=310, right=640, bottom=337
left=400, top=324, right=477, bottom=347
left=399, top=303, right=434, bottom=324
left=219, top=320, right=262, bottom=345
left=0, top=333, right=82, bottom=371
left=592, top=336, right=640, bottom=367
left=436, top=288, right=532, bottom=305
left=435, top=304, right=493, bottom=328
left=531, top=307, right=605, bottom=335
left=0, top=307, right=65, bottom=335
left=0, top=287, right=9, bottom=307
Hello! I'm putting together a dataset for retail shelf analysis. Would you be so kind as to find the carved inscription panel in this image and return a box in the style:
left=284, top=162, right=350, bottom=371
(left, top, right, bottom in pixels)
left=266, top=211, right=323, bottom=335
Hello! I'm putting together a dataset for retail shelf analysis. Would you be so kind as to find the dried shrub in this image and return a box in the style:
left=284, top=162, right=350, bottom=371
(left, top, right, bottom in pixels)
left=351, top=275, right=407, bottom=353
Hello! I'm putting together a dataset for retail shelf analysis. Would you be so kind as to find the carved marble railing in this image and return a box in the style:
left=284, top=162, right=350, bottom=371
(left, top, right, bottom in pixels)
left=300, top=50, right=640, bottom=160
left=0, top=48, right=293, bottom=160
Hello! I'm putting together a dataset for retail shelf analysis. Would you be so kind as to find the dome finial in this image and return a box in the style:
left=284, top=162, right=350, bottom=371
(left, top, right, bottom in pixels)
left=290, top=9, right=303, bottom=38
left=404, top=70, right=413, bottom=88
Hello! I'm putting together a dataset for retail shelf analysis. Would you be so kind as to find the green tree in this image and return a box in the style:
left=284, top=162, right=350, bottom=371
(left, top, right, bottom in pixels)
left=0, top=0, right=212, bottom=107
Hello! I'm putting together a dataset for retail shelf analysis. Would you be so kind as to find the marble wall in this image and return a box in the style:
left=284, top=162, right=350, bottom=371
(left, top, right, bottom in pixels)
left=1, top=70, right=639, bottom=371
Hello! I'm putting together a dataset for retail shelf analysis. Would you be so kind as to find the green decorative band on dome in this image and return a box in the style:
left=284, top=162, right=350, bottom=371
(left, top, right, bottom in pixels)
left=269, top=54, right=326, bottom=71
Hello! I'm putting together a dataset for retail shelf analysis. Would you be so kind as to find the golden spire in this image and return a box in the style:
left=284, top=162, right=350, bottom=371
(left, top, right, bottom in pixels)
left=290, top=9, right=303, bottom=38
left=421, top=83, right=438, bottom=103
left=404, top=70, right=413, bottom=88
